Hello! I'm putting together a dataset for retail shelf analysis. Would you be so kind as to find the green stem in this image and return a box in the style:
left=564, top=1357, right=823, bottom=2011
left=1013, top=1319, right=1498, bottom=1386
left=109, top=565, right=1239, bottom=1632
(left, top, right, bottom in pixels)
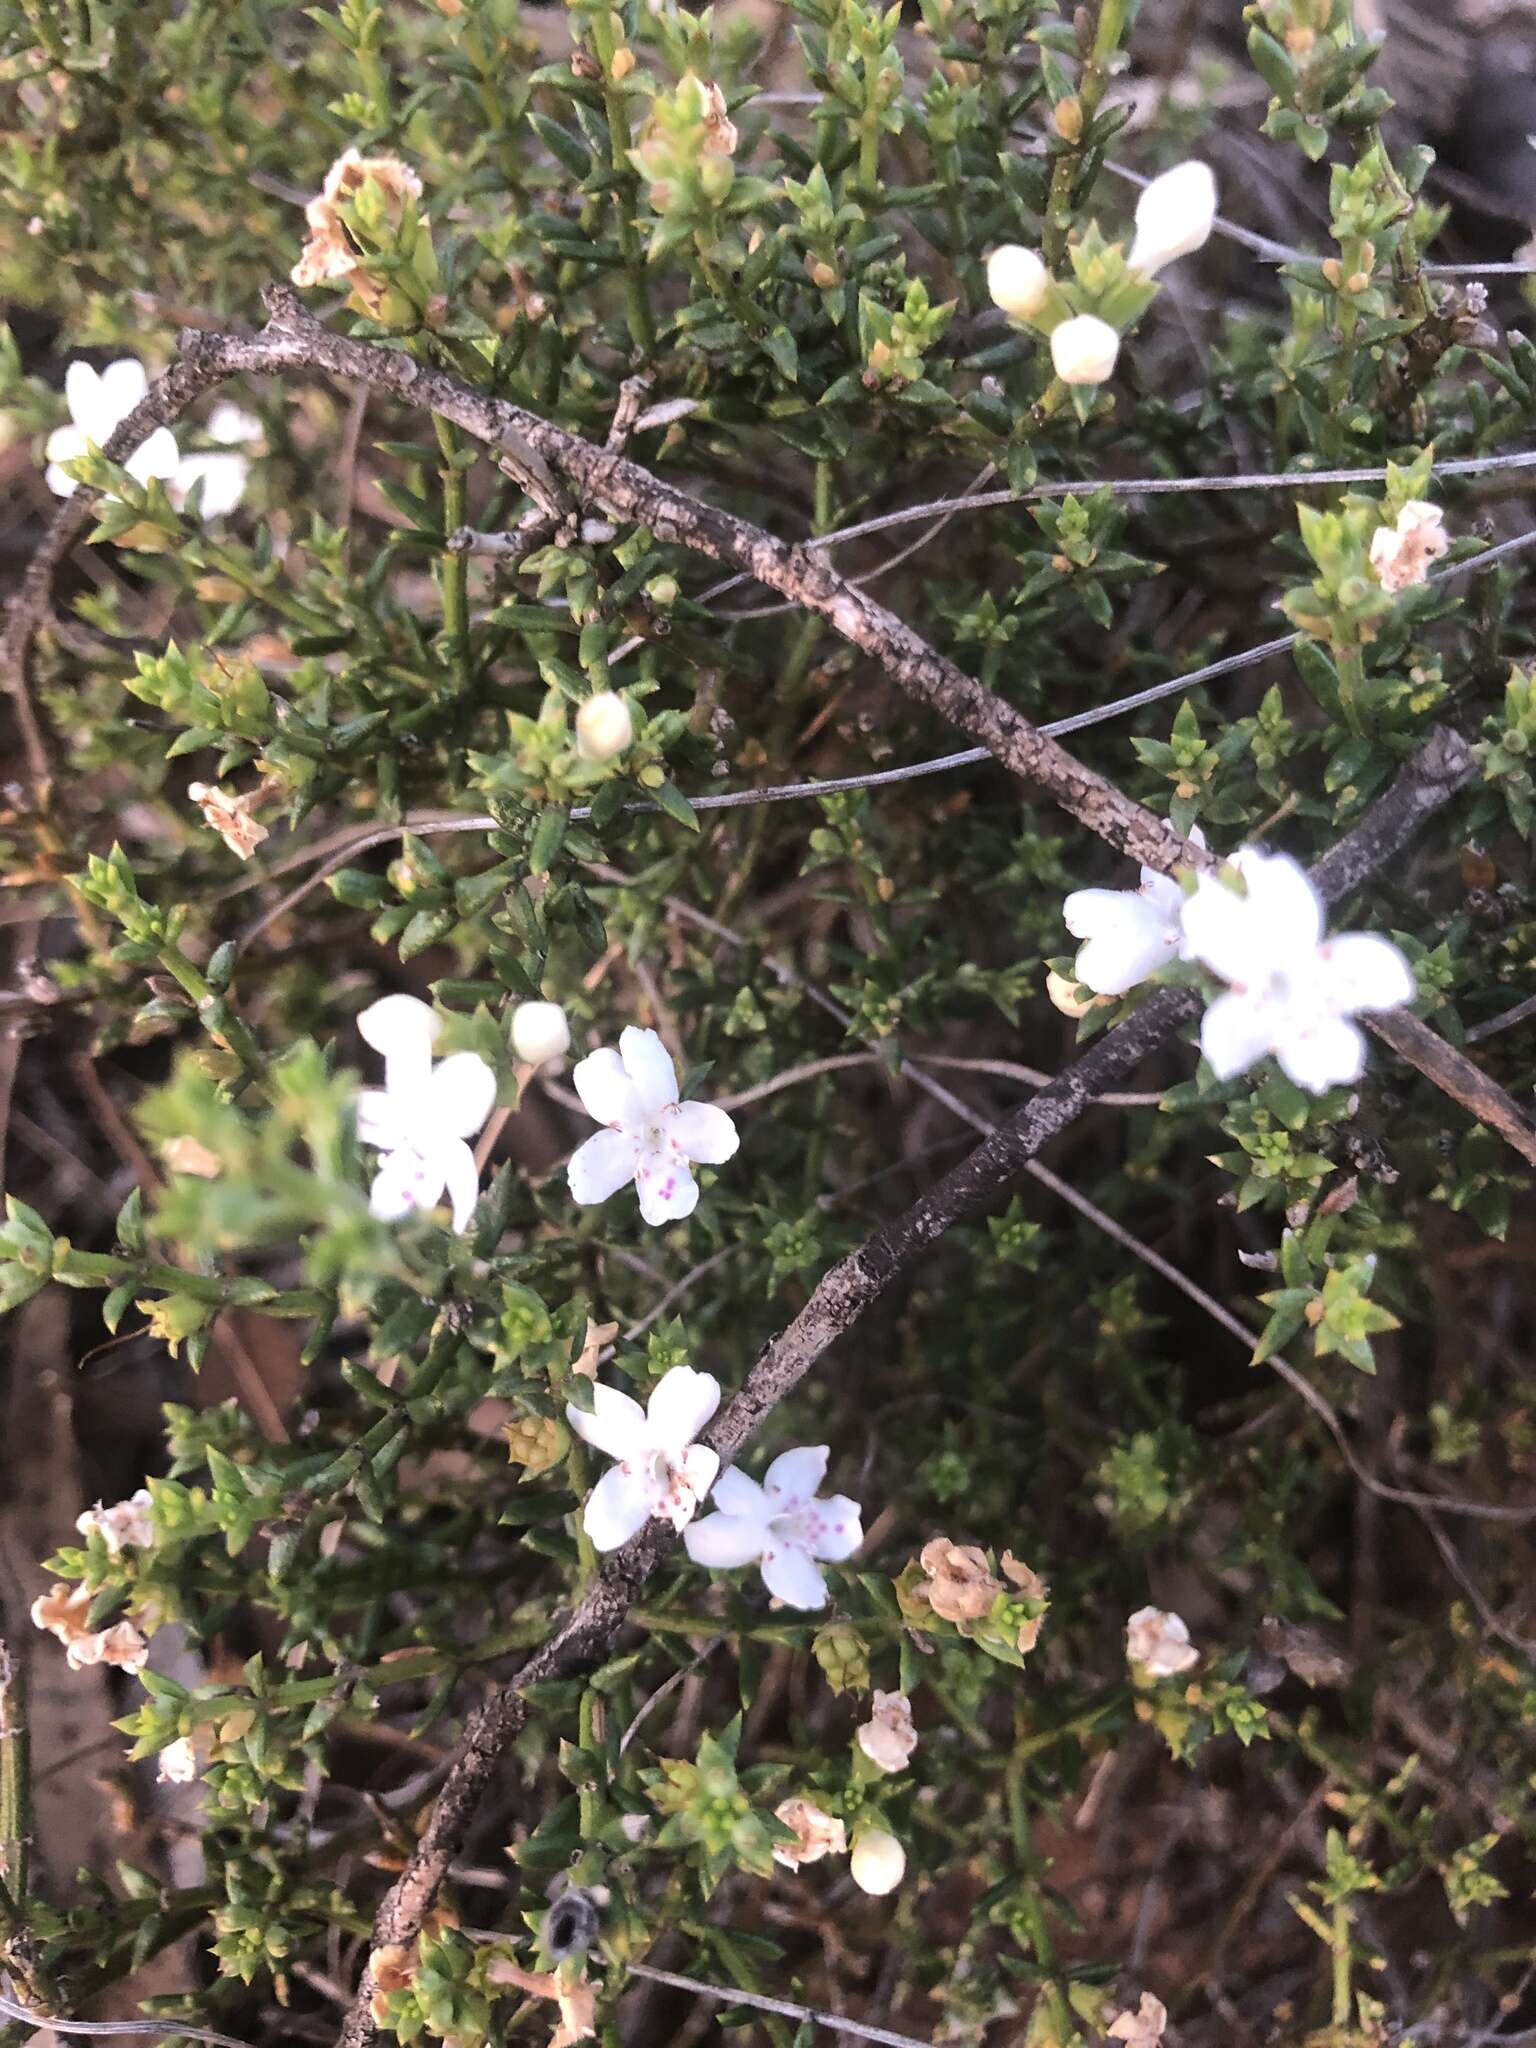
left=1007, top=1752, right=1074, bottom=2044
left=585, top=13, right=655, bottom=354
left=304, top=1313, right=464, bottom=1498
left=1042, top=0, right=1128, bottom=267
left=434, top=417, right=471, bottom=686
left=1331, top=1901, right=1352, bottom=2027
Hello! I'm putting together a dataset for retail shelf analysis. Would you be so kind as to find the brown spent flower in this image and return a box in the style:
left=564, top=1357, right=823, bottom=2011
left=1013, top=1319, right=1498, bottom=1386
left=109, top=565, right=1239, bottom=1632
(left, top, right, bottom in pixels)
left=772, top=1795, right=848, bottom=1867
left=368, top=1944, right=418, bottom=2026
left=161, top=1133, right=223, bottom=1179
left=291, top=148, right=423, bottom=291
left=33, top=1583, right=151, bottom=1673
left=573, top=1317, right=618, bottom=1379
left=1002, top=1551, right=1050, bottom=1653
left=1368, top=500, right=1449, bottom=595
left=485, top=1959, right=596, bottom=2047
left=188, top=780, right=270, bottom=862
left=856, top=1691, right=917, bottom=1775
left=1108, top=1992, right=1169, bottom=2047
left=700, top=81, right=738, bottom=156
left=916, top=1536, right=1003, bottom=1622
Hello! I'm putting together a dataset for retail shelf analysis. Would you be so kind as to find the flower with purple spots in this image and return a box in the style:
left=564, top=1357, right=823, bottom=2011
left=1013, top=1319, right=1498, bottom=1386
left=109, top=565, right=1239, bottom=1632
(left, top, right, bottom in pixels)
left=683, top=1445, right=862, bottom=1609
left=566, top=1025, right=739, bottom=1226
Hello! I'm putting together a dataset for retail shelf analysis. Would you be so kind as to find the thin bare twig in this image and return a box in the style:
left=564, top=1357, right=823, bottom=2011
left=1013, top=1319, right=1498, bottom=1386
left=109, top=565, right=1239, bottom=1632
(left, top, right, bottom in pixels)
left=625, top=1962, right=931, bottom=2048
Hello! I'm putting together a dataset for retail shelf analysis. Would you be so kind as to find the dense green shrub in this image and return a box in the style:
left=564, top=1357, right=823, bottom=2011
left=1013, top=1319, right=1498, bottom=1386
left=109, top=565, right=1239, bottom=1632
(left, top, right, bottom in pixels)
left=1, top=2, right=1533, bottom=2045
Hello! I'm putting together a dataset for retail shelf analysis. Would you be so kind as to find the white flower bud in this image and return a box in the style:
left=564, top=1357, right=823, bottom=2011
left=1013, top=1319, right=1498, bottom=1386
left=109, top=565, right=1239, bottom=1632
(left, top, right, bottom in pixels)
left=986, top=245, right=1049, bottom=320
left=850, top=1826, right=906, bottom=1896
left=510, top=1000, right=571, bottom=1066
left=1049, top=314, right=1120, bottom=386
left=575, top=691, right=634, bottom=763
left=1127, top=161, right=1218, bottom=277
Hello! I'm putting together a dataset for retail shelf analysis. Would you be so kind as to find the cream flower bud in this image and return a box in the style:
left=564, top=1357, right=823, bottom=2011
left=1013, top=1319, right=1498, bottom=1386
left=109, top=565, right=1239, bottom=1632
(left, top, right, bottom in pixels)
left=1127, top=160, right=1218, bottom=277
left=510, top=1000, right=571, bottom=1066
left=987, top=244, right=1049, bottom=320
left=1049, top=314, right=1120, bottom=386
left=850, top=1826, right=906, bottom=1896
left=575, top=691, right=634, bottom=763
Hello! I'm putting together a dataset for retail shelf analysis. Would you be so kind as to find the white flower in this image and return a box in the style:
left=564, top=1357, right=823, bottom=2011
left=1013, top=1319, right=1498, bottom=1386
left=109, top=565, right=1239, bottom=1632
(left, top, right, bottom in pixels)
left=575, top=691, right=634, bottom=763
left=567, top=1026, right=739, bottom=1226
left=156, top=1736, right=200, bottom=1785
left=45, top=359, right=180, bottom=499
left=773, top=1796, right=847, bottom=1867
left=1126, top=1605, right=1200, bottom=1677
left=987, top=245, right=1050, bottom=319
left=1127, top=160, right=1218, bottom=276
left=356, top=994, right=497, bottom=1232
left=1050, top=314, right=1120, bottom=386
left=856, top=1691, right=917, bottom=1775
left=850, top=1827, right=906, bottom=1896
left=510, top=1000, right=571, bottom=1066
left=1181, top=848, right=1416, bottom=1094
left=77, top=1489, right=155, bottom=1554
left=682, top=1445, right=862, bottom=1610
left=45, top=361, right=258, bottom=516
left=565, top=1363, right=722, bottom=1551
left=1062, top=826, right=1205, bottom=996
left=1368, top=499, right=1449, bottom=594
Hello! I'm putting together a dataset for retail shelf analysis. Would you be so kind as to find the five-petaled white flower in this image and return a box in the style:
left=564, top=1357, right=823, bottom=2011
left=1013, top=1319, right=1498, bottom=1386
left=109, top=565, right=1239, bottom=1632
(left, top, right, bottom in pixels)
left=1126, top=1605, right=1200, bottom=1678
left=1181, top=849, right=1415, bottom=1094
left=1062, top=826, right=1206, bottom=995
left=45, top=360, right=180, bottom=499
left=565, top=1364, right=722, bottom=1551
left=356, top=994, right=496, bottom=1232
left=45, top=363, right=259, bottom=515
left=567, top=1026, right=739, bottom=1226
left=683, top=1445, right=862, bottom=1609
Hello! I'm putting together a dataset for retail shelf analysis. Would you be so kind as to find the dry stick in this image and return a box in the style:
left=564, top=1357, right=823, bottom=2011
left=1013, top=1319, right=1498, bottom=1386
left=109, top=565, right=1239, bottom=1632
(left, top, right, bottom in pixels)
left=8, top=292, right=1534, bottom=1159
left=330, top=737, right=1476, bottom=2048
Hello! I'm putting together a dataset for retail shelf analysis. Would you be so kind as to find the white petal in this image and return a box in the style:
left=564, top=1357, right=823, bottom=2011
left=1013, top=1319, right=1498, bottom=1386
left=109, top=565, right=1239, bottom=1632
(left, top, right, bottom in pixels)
left=566, top=1381, right=650, bottom=1461
left=358, top=994, right=438, bottom=1096
left=620, top=1026, right=680, bottom=1113
left=369, top=1148, right=442, bottom=1221
left=662, top=1445, right=719, bottom=1530
left=356, top=1088, right=411, bottom=1151
left=1317, top=932, right=1415, bottom=1016
left=760, top=1544, right=829, bottom=1609
left=1181, top=872, right=1268, bottom=987
left=64, top=361, right=104, bottom=431
left=208, top=402, right=262, bottom=445
left=1274, top=1015, right=1367, bottom=1095
left=635, top=1150, right=699, bottom=1225
left=683, top=1509, right=769, bottom=1569
left=572, top=1046, right=641, bottom=1127
left=427, top=1050, right=497, bottom=1139
left=174, top=450, right=249, bottom=517
left=97, top=359, right=149, bottom=429
left=711, top=1467, right=768, bottom=1518
left=44, top=461, right=80, bottom=499
left=1199, top=990, right=1275, bottom=1080
left=567, top=1128, right=639, bottom=1205
left=646, top=1365, right=721, bottom=1450
left=583, top=1464, right=655, bottom=1551
left=667, top=1099, right=739, bottom=1165
left=436, top=1138, right=481, bottom=1233
left=1240, top=850, right=1323, bottom=955
left=1064, top=890, right=1173, bottom=995
left=44, top=422, right=87, bottom=467
left=127, top=427, right=181, bottom=486
left=807, top=1493, right=864, bottom=1562
left=763, top=1445, right=829, bottom=1510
